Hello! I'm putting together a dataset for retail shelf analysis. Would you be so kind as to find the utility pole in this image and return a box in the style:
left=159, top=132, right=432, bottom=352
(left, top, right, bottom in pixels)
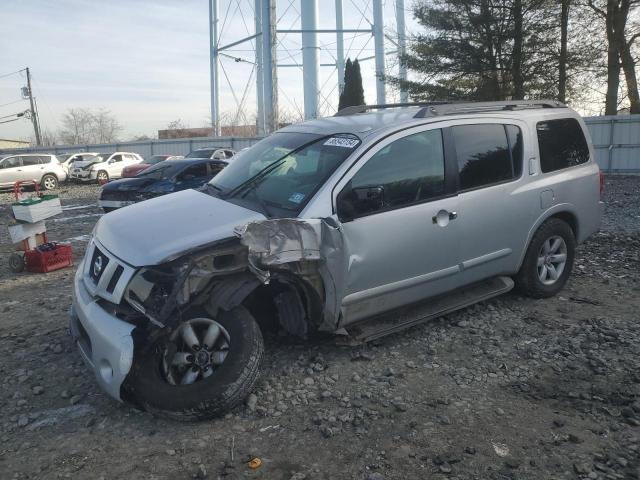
left=209, top=1, right=220, bottom=136
left=25, top=68, right=42, bottom=146
left=301, top=0, right=319, bottom=119
left=372, top=0, right=386, bottom=105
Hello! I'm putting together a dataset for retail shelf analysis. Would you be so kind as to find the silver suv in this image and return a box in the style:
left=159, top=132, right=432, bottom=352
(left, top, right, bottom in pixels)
left=0, top=153, right=67, bottom=190
left=70, top=101, right=603, bottom=420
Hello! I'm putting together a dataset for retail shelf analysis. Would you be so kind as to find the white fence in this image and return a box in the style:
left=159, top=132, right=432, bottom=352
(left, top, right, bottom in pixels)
left=583, top=116, right=640, bottom=174
left=1, top=115, right=638, bottom=173
left=0, top=136, right=263, bottom=158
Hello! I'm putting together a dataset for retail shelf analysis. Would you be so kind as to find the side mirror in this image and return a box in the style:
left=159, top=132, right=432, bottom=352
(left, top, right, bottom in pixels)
left=108, top=159, right=115, bottom=164
left=336, top=185, right=385, bottom=221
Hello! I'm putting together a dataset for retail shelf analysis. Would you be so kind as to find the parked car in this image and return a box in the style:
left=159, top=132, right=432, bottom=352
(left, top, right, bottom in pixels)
left=99, top=158, right=227, bottom=212
left=70, top=100, right=602, bottom=421
left=57, top=152, right=99, bottom=175
left=70, top=152, right=144, bottom=183
left=0, top=154, right=67, bottom=190
left=185, top=147, right=235, bottom=160
left=121, top=155, right=183, bottom=178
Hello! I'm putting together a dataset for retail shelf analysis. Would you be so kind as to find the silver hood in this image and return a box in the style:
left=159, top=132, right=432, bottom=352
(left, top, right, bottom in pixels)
left=94, top=189, right=265, bottom=266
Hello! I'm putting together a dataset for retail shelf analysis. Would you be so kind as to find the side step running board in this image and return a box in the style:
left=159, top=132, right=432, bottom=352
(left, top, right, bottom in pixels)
left=343, top=276, right=514, bottom=344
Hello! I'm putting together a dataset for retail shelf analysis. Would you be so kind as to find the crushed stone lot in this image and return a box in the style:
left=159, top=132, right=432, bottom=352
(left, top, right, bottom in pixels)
left=0, top=177, right=639, bottom=480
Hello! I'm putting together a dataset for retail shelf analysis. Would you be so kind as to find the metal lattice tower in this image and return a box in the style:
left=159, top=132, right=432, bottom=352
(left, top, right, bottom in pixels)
left=209, top=0, right=408, bottom=136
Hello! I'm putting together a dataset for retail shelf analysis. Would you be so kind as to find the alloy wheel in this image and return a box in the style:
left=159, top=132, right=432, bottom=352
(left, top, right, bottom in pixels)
left=537, top=235, right=567, bottom=285
left=43, top=176, right=57, bottom=190
left=162, top=318, right=231, bottom=386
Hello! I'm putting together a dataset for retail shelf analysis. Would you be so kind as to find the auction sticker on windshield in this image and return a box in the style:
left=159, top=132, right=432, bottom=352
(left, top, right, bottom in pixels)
left=288, top=192, right=305, bottom=204
left=323, top=137, right=359, bottom=148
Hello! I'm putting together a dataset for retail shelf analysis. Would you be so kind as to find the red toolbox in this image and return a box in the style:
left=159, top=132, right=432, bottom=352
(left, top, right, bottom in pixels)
left=25, top=243, right=73, bottom=273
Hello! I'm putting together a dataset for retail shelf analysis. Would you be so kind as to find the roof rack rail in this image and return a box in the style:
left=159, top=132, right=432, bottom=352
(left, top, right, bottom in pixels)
left=414, top=99, right=566, bottom=118
left=334, top=101, right=452, bottom=117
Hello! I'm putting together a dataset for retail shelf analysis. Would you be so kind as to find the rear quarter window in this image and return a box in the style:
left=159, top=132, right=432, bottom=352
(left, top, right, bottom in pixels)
left=452, top=124, right=521, bottom=191
left=537, top=118, right=589, bottom=173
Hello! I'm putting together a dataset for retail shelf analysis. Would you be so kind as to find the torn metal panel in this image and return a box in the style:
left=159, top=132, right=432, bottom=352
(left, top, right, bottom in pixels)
left=235, top=219, right=322, bottom=282
left=235, top=217, right=348, bottom=332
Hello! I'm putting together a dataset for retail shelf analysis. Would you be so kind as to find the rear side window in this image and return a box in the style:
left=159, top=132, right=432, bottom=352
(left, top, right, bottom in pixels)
left=22, top=156, right=41, bottom=166
left=452, top=124, right=520, bottom=190
left=537, top=118, right=589, bottom=173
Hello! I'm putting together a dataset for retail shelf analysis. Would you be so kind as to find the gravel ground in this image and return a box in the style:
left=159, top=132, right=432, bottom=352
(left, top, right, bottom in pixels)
left=0, top=177, right=639, bottom=480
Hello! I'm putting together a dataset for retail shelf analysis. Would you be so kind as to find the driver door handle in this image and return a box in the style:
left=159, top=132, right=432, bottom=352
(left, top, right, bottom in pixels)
left=432, top=210, right=457, bottom=224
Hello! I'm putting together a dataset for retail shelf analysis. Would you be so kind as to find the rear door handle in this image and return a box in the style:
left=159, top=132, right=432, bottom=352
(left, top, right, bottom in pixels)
left=432, top=210, right=458, bottom=225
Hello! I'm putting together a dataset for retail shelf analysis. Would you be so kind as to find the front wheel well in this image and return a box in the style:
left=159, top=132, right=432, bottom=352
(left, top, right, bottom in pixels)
left=242, top=276, right=322, bottom=339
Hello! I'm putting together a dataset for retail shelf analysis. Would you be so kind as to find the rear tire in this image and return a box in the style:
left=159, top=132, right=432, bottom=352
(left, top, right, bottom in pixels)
left=126, top=306, right=263, bottom=421
left=515, top=218, right=575, bottom=298
left=41, top=174, right=58, bottom=190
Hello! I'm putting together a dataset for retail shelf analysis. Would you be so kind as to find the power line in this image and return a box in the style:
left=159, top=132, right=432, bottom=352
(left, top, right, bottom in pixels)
left=0, top=111, right=26, bottom=120
left=0, top=99, right=25, bottom=108
left=0, top=117, right=23, bottom=125
left=0, top=68, right=25, bottom=80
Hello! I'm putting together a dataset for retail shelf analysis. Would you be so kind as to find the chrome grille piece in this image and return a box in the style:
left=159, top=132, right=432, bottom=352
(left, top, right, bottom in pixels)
left=82, top=239, right=136, bottom=304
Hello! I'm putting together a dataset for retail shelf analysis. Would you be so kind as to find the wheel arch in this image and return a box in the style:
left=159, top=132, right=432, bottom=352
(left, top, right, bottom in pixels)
left=516, top=204, right=579, bottom=271
left=204, top=271, right=323, bottom=339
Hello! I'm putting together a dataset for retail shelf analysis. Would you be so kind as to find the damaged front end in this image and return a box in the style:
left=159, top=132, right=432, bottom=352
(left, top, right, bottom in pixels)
left=125, top=217, right=345, bottom=340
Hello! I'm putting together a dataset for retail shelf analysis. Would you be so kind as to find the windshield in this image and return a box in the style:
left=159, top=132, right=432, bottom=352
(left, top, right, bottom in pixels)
left=136, top=161, right=185, bottom=180
left=208, top=132, right=360, bottom=217
left=145, top=155, right=168, bottom=165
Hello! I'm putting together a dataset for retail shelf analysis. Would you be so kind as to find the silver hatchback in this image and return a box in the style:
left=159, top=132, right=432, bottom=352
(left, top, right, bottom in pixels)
left=70, top=100, right=603, bottom=420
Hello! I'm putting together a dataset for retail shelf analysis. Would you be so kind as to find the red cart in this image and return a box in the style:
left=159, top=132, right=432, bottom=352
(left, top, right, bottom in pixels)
left=8, top=180, right=73, bottom=273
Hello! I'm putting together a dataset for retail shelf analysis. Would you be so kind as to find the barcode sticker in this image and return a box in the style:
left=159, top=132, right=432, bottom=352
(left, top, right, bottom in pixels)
left=323, top=137, right=359, bottom=148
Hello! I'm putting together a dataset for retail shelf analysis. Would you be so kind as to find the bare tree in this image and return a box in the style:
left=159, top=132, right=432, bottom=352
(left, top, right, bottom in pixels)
left=92, top=109, right=122, bottom=143
left=31, top=128, right=57, bottom=147
left=59, top=108, right=94, bottom=144
left=166, top=119, right=188, bottom=130
left=58, top=108, right=122, bottom=145
left=559, top=0, right=572, bottom=103
left=587, top=0, right=640, bottom=114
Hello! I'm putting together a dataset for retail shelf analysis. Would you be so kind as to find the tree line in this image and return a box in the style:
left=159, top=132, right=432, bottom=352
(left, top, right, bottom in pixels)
left=390, top=0, right=639, bottom=115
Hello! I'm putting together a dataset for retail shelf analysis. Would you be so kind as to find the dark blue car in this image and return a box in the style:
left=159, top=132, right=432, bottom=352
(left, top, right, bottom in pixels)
left=98, top=158, right=227, bottom=212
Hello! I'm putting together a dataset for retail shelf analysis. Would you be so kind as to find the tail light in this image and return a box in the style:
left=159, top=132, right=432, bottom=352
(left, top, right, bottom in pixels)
left=599, top=170, right=605, bottom=197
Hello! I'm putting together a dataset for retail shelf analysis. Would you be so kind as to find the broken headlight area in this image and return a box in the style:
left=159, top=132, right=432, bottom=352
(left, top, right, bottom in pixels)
left=123, top=242, right=249, bottom=328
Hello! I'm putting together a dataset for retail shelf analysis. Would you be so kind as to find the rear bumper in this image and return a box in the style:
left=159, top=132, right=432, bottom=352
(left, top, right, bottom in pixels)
left=69, top=259, right=135, bottom=402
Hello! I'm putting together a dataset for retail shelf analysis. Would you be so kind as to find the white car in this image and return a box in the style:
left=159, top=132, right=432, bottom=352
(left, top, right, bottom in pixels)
left=57, top=152, right=99, bottom=176
left=70, top=152, right=144, bottom=183
left=0, top=154, right=67, bottom=190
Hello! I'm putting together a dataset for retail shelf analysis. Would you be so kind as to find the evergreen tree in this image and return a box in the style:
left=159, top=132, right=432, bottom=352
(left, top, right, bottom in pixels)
left=338, top=58, right=366, bottom=111
left=389, top=0, right=589, bottom=102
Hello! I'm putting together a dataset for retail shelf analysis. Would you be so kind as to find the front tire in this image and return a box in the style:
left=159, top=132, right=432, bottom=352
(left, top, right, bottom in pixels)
left=515, top=218, right=575, bottom=298
left=96, top=170, right=109, bottom=185
left=41, top=174, right=58, bottom=190
left=126, top=306, right=263, bottom=421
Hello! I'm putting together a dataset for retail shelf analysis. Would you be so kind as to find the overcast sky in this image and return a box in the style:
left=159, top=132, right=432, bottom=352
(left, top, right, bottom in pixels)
left=0, top=0, right=417, bottom=142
